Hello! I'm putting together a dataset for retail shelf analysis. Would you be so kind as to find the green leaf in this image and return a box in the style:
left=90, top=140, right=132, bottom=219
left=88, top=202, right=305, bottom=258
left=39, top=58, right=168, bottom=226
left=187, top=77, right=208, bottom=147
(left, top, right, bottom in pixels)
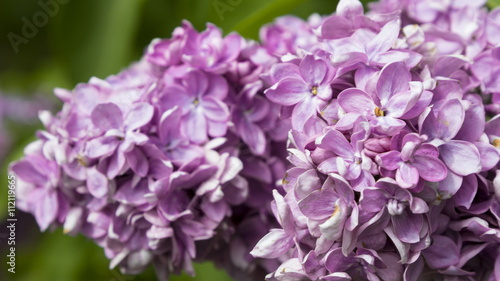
left=228, top=0, right=309, bottom=38
left=52, top=0, right=146, bottom=84
left=489, top=0, right=500, bottom=8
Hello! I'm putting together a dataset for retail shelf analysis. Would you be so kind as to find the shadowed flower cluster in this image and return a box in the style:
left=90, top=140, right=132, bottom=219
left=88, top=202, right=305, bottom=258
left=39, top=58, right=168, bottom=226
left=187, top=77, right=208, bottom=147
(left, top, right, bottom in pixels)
left=10, top=21, right=289, bottom=280
left=252, top=0, right=500, bottom=280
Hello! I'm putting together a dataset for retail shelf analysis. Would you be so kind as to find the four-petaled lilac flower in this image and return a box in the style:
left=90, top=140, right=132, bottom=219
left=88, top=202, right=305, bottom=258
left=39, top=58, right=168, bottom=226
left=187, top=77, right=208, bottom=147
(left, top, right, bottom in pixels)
left=377, top=132, right=447, bottom=188
left=85, top=102, right=154, bottom=178
left=338, top=61, right=427, bottom=136
left=265, top=54, right=335, bottom=131
left=160, top=70, right=230, bottom=144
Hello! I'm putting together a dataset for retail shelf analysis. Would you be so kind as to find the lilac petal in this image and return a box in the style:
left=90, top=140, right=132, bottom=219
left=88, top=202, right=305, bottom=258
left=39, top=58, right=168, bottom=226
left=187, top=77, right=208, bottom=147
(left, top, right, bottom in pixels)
left=291, top=97, right=317, bottom=131
left=366, top=19, right=401, bottom=58
left=125, top=102, right=154, bottom=131
left=298, top=189, right=338, bottom=219
left=268, top=62, right=300, bottom=83
left=250, top=229, right=293, bottom=259
left=409, top=197, right=429, bottom=214
left=338, top=88, right=376, bottom=115
left=376, top=252, right=404, bottom=281
left=318, top=157, right=339, bottom=174
left=391, top=211, right=422, bottom=243
left=433, top=55, right=469, bottom=77
left=372, top=116, right=406, bottom=136
left=400, top=90, right=432, bottom=120
left=34, top=188, right=59, bottom=231
left=160, top=86, right=192, bottom=109
left=265, top=77, right=307, bottom=106
left=147, top=225, right=173, bottom=239
left=437, top=170, right=463, bottom=198
left=340, top=160, right=361, bottom=181
left=376, top=151, right=402, bottom=170
left=158, top=107, right=182, bottom=143
left=475, top=142, right=500, bottom=171
left=456, top=101, right=485, bottom=143
left=107, top=149, right=126, bottom=178
left=87, top=167, right=109, bottom=198
left=322, top=15, right=354, bottom=39
left=335, top=112, right=363, bottom=131
left=125, top=149, right=149, bottom=177
left=412, top=155, right=447, bottom=182
left=325, top=248, right=355, bottom=273
left=453, top=174, right=478, bottom=209
left=204, top=72, right=229, bottom=100
left=396, top=163, right=419, bottom=188
left=360, top=188, right=389, bottom=213
left=185, top=70, right=208, bottom=97
left=91, top=103, right=124, bottom=131
left=238, top=118, right=266, bottom=156
left=384, top=226, right=410, bottom=263
left=11, top=159, right=47, bottom=184
left=85, top=136, right=120, bottom=158
left=295, top=169, right=322, bottom=200
left=385, top=90, right=421, bottom=118
left=273, top=258, right=309, bottom=280
left=202, top=96, right=230, bottom=122
left=337, top=0, right=364, bottom=18
left=299, top=55, right=328, bottom=85
left=439, top=140, right=481, bottom=176
left=372, top=50, right=415, bottom=67
left=183, top=108, right=207, bottom=144
left=376, top=62, right=411, bottom=105
left=319, top=200, right=347, bottom=240
left=422, top=235, right=459, bottom=269
left=436, top=99, right=465, bottom=141
left=403, top=257, right=424, bottom=281
left=316, top=129, right=354, bottom=159
left=206, top=119, right=227, bottom=137
left=332, top=51, right=369, bottom=67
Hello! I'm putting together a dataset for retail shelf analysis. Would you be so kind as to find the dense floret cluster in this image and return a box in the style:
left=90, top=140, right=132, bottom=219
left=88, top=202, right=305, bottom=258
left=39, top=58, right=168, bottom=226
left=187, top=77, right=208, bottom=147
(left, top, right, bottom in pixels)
left=10, top=21, right=289, bottom=280
left=9, top=0, right=500, bottom=280
left=251, top=0, right=500, bottom=280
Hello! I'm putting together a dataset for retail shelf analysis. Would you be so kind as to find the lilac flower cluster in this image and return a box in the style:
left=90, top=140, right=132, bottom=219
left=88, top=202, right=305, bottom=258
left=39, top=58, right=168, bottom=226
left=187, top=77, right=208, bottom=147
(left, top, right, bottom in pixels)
left=252, top=0, right=500, bottom=280
left=10, top=21, right=289, bottom=279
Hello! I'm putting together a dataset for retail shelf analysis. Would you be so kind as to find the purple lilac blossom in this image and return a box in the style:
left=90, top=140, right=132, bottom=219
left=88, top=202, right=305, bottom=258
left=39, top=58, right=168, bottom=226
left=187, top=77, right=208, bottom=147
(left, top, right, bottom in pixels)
left=10, top=22, right=289, bottom=281
left=252, top=0, right=500, bottom=280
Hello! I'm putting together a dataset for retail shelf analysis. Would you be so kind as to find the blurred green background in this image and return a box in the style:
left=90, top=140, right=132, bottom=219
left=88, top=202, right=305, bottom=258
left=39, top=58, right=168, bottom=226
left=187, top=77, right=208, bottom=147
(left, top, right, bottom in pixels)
left=0, top=0, right=498, bottom=280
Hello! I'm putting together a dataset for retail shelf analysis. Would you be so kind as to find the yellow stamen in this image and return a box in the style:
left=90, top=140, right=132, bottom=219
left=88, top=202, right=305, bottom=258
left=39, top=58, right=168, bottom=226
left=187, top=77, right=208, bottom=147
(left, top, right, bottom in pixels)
left=493, top=138, right=500, bottom=148
left=331, top=204, right=340, bottom=218
left=374, top=107, right=385, bottom=117
left=76, top=155, right=88, bottom=167
left=282, top=173, right=289, bottom=185
left=311, top=86, right=318, bottom=96
left=193, top=98, right=199, bottom=106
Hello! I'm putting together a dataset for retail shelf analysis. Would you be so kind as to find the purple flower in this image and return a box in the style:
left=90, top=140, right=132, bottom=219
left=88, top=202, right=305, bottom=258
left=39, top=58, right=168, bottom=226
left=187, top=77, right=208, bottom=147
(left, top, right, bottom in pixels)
left=182, top=22, right=242, bottom=74
left=420, top=99, right=482, bottom=177
left=265, top=54, right=335, bottom=131
left=316, top=123, right=376, bottom=187
left=159, top=70, right=230, bottom=144
left=338, top=62, right=427, bottom=135
left=376, top=132, right=447, bottom=188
